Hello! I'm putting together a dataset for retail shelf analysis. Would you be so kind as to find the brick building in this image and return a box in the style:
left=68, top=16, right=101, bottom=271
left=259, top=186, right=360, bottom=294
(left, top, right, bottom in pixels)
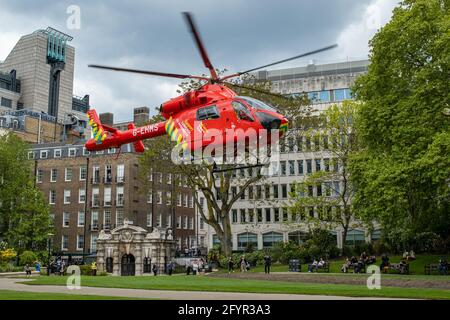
left=30, top=142, right=196, bottom=259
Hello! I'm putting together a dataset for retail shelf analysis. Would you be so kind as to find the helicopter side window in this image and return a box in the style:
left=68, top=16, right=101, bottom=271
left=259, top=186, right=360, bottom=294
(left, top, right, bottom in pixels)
left=232, top=101, right=254, bottom=122
left=196, top=105, right=220, bottom=121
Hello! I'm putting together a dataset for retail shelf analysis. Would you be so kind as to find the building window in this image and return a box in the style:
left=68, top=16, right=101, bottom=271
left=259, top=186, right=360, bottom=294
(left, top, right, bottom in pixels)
left=166, top=191, right=172, bottom=205
left=92, top=187, right=100, bottom=207
left=273, top=184, right=279, bottom=199
left=199, top=217, right=204, bottom=230
left=177, top=216, right=182, bottom=229
left=116, top=186, right=124, bottom=206
left=288, top=160, right=295, bottom=175
left=62, top=235, right=69, bottom=251
left=49, top=190, right=56, bottom=204
left=288, top=231, right=308, bottom=245
left=315, top=159, right=321, bottom=172
left=177, top=194, right=182, bottom=206
left=263, top=232, right=283, bottom=248
left=105, top=165, right=112, bottom=183
left=345, top=230, right=365, bottom=246
left=36, top=169, right=43, bottom=183
left=91, top=235, right=98, bottom=253
left=93, top=166, right=100, bottom=183
left=274, top=208, right=280, bottom=222
left=146, top=211, right=152, bottom=227
left=63, top=212, right=70, bottom=227
left=40, top=150, right=48, bottom=159
left=64, top=190, right=71, bottom=204
left=1, top=97, right=12, bottom=108
left=50, top=169, right=57, bottom=182
left=232, top=209, right=238, bottom=223
left=78, top=212, right=85, bottom=227
left=189, top=195, right=194, bottom=208
left=83, top=148, right=90, bottom=156
left=256, top=208, right=263, bottom=223
left=68, top=148, right=76, bottom=157
left=77, top=235, right=84, bottom=251
left=156, top=214, right=162, bottom=227
left=265, top=208, right=271, bottom=223
left=237, top=233, right=258, bottom=251
left=240, top=209, right=246, bottom=223
left=54, top=149, right=62, bottom=158
left=116, top=164, right=125, bottom=182
left=104, top=210, right=111, bottom=228
left=91, top=211, right=99, bottom=229
left=65, top=168, right=72, bottom=181
left=212, top=235, right=221, bottom=247
left=324, top=158, right=330, bottom=172
left=189, top=217, right=194, bottom=230
left=280, top=161, right=286, bottom=176
left=156, top=191, right=162, bottom=204
left=104, top=187, right=112, bottom=206
left=147, top=192, right=153, bottom=203
left=306, top=159, right=312, bottom=174
left=167, top=173, right=172, bottom=184
left=281, top=184, right=287, bottom=198
left=79, top=166, right=87, bottom=181
left=183, top=216, right=188, bottom=229
left=116, top=208, right=124, bottom=226
left=371, top=229, right=382, bottom=242
left=79, top=189, right=85, bottom=203
left=28, top=151, right=35, bottom=159
left=183, top=194, right=188, bottom=207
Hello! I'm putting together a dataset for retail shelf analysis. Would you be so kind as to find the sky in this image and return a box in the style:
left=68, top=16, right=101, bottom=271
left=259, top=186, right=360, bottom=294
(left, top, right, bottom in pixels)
left=0, top=0, right=399, bottom=122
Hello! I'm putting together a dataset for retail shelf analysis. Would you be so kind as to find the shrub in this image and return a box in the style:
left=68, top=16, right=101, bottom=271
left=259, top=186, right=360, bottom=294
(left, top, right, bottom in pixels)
left=79, top=265, right=92, bottom=275
left=0, top=248, right=17, bottom=263
left=19, top=251, right=37, bottom=266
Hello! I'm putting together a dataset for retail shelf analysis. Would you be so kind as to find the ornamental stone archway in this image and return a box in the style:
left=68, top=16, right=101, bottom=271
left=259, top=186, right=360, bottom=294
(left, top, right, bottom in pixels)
left=96, top=219, right=175, bottom=276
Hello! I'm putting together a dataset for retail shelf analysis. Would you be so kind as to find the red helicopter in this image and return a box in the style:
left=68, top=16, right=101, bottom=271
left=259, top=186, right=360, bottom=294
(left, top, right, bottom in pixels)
left=85, top=12, right=336, bottom=155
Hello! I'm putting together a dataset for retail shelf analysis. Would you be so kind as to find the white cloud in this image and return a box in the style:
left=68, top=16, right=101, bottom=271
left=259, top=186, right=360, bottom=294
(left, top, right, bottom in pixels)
left=335, top=0, right=399, bottom=59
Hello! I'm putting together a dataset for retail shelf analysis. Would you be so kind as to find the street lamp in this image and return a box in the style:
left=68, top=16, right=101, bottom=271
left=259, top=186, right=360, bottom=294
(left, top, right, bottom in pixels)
left=47, top=233, right=54, bottom=276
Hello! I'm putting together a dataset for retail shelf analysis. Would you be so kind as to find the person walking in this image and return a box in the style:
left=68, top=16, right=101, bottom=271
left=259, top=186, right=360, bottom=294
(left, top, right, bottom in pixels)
left=240, top=256, right=247, bottom=272
left=264, top=253, right=272, bottom=274
left=227, top=257, right=234, bottom=274
left=91, top=261, right=97, bottom=276
left=152, top=263, right=158, bottom=276
left=25, top=264, right=32, bottom=277
left=167, top=261, right=174, bottom=276
left=35, top=261, right=41, bottom=273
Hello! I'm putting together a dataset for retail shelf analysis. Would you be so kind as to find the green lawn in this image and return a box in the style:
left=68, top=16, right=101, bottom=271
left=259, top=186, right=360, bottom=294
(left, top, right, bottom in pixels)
left=25, top=275, right=450, bottom=300
left=0, top=290, right=139, bottom=300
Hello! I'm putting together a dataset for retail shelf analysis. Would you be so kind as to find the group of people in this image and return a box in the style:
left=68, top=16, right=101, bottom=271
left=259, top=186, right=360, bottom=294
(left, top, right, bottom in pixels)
left=186, top=258, right=206, bottom=275
left=403, top=250, right=416, bottom=261
left=308, top=257, right=326, bottom=272
left=227, top=254, right=272, bottom=274
left=341, top=252, right=376, bottom=273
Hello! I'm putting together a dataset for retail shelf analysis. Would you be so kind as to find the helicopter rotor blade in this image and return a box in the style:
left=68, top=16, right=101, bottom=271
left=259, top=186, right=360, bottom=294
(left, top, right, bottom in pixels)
left=224, top=81, right=293, bottom=101
left=220, top=44, right=338, bottom=81
left=182, top=12, right=218, bottom=81
left=88, top=64, right=209, bottom=81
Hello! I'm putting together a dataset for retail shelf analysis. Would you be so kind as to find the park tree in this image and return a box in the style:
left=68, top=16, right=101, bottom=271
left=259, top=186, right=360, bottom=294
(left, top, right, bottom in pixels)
left=139, top=72, right=310, bottom=256
left=288, top=101, right=361, bottom=245
left=0, top=133, right=52, bottom=251
left=350, top=0, right=450, bottom=247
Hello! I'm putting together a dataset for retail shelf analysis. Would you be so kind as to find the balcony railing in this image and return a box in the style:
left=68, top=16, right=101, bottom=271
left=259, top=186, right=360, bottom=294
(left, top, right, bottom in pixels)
left=90, top=200, right=101, bottom=207
left=115, top=199, right=125, bottom=207
left=104, top=176, right=113, bottom=184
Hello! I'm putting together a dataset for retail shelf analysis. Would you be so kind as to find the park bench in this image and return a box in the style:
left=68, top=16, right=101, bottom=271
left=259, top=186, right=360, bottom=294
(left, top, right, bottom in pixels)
left=347, top=263, right=366, bottom=273
left=383, top=263, right=409, bottom=274
left=425, top=263, right=448, bottom=275
left=310, top=262, right=330, bottom=273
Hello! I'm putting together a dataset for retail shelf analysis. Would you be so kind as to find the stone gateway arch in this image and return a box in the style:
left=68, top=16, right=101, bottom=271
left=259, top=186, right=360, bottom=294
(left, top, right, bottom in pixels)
left=96, top=220, right=175, bottom=276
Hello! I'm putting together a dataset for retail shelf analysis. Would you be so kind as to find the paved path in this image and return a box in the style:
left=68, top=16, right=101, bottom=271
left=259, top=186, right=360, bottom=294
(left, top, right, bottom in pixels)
left=0, top=277, right=404, bottom=300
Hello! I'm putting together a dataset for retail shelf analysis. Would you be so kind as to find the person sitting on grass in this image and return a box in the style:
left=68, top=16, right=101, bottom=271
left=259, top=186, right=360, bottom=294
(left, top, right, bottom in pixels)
left=308, top=259, right=318, bottom=272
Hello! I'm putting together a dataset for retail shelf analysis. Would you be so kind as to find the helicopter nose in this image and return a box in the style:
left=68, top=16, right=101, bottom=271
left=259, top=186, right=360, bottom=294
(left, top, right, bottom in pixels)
left=256, top=112, right=282, bottom=130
